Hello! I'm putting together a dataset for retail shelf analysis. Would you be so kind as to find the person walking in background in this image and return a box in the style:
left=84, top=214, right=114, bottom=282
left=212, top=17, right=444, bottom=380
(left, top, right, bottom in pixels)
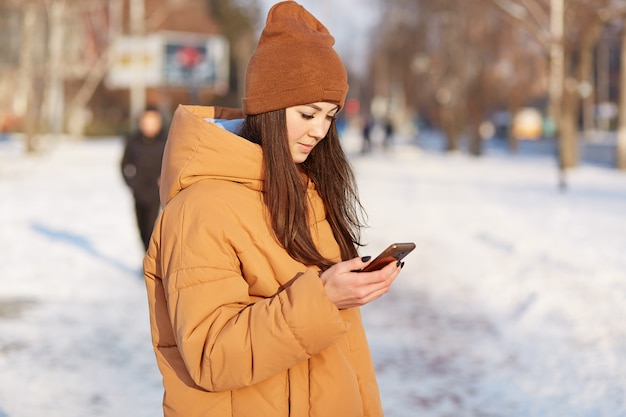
left=382, top=116, right=394, bottom=150
left=361, top=113, right=374, bottom=154
left=143, top=2, right=404, bottom=416
left=121, top=105, right=167, bottom=251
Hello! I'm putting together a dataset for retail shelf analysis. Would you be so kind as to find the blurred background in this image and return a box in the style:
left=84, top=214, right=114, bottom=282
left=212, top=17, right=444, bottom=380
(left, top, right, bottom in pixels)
left=1, top=0, right=626, bottom=172
left=1, top=2, right=626, bottom=416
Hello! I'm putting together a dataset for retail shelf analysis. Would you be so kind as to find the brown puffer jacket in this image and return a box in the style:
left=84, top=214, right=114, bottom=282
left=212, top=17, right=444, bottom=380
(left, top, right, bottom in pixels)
left=143, top=105, right=384, bottom=417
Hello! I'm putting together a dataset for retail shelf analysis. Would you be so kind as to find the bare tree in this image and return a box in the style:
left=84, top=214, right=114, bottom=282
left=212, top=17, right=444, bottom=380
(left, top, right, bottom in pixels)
left=598, top=2, right=626, bottom=170
left=491, top=0, right=619, bottom=174
left=367, top=0, right=626, bottom=171
left=1, top=0, right=259, bottom=152
left=370, top=0, right=546, bottom=154
left=206, top=0, right=260, bottom=107
left=619, top=21, right=626, bottom=169
left=17, top=1, right=39, bottom=153
left=42, top=0, right=68, bottom=134
left=2, top=0, right=113, bottom=150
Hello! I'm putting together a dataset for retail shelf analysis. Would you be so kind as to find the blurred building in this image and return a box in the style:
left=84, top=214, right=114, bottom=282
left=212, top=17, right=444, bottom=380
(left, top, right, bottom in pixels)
left=0, top=0, right=236, bottom=137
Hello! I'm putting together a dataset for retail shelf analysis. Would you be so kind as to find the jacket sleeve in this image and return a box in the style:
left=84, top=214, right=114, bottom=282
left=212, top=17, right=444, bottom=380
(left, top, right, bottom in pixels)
left=120, top=135, right=135, bottom=188
left=159, top=195, right=348, bottom=392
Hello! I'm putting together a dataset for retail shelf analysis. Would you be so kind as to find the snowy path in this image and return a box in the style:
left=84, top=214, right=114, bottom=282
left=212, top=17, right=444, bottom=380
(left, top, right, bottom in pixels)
left=1, top=135, right=625, bottom=416
left=353, top=141, right=626, bottom=417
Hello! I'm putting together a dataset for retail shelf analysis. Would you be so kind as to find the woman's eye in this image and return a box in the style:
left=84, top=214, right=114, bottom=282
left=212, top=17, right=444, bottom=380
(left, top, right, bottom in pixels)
left=326, top=115, right=337, bottom=122
left=301, top=113, right=314, bottom=120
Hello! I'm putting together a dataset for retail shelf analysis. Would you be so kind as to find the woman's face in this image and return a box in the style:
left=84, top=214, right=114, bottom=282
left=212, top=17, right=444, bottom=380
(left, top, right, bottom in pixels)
left=285, top=102, right=338, bottom=163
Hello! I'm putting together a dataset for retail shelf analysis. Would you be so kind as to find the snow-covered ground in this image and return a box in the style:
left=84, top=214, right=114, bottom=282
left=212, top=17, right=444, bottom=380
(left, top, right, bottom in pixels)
left=0, top=130, right=625, bottom=417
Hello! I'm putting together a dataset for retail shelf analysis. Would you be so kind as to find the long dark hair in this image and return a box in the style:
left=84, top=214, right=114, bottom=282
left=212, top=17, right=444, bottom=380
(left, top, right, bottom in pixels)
left=238, top=109, right=366, bottom=270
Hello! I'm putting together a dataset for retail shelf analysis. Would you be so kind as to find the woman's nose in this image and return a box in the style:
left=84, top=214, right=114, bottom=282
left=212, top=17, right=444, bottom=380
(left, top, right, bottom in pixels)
left=309, top=118, right=328, bottom=139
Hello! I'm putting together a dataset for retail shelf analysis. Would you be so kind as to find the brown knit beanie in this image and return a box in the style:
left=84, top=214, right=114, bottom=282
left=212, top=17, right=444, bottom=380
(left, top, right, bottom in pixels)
left=242, top=1, right=348, bottom=115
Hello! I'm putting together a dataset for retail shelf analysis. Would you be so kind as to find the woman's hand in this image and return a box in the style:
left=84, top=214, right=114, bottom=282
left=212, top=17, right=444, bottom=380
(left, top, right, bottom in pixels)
left=319, top=256, right=403, bottom=309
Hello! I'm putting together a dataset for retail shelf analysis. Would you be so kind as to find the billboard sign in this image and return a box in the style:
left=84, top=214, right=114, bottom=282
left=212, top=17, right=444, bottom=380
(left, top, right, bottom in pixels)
left=107, top=32, right=229, bottom=93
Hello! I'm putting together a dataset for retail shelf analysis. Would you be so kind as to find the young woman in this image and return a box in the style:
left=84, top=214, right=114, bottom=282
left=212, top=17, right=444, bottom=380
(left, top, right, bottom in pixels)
left=143, top=2, right=404, bottom=416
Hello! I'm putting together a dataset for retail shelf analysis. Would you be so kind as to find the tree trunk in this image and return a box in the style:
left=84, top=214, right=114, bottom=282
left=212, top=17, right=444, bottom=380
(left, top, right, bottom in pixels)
left=556, top=25, right=600, bottom=169
left=43, top=0, right=66, bottom=134
left=467, top=79, right=485, bottom=157
left=549, top=0, right=564, bottom=126
left=129, top=0, right=146, bottom=127
left=18, top=4, right=38, bottom=153
left=617, top=24, right=626, bottom=170
left=558, top=85, right=580, bottom=169
left=67, top=50, right=110, bottom=137
left=578, top=24, right=600, bottom=139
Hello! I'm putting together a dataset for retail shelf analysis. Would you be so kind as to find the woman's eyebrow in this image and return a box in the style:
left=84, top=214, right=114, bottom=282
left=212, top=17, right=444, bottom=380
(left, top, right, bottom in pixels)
left=305, top=104, right=339, bottom=113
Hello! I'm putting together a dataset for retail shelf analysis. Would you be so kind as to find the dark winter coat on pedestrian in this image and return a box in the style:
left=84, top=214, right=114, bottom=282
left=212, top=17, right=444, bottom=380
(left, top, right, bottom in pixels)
left=121, top=127, right=167, bottom=204
left=121, top=120, right=167, bottom=250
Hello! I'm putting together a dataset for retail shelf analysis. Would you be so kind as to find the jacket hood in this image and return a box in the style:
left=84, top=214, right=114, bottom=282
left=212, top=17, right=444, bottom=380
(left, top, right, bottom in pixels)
left=159, top=105, right=263, bottom=206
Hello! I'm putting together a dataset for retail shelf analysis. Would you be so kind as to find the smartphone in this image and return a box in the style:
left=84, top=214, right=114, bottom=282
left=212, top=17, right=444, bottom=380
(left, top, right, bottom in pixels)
left=360, top=242, right=416, bottom=272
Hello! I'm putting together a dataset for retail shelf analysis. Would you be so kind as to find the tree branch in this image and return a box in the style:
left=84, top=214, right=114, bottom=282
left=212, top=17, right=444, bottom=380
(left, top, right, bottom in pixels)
left=490, top=0, right=551, bottom=49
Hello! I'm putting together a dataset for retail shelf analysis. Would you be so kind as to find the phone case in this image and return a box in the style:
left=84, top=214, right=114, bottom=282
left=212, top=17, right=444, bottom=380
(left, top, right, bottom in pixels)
left=360, top=242, right=416, bottom=272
